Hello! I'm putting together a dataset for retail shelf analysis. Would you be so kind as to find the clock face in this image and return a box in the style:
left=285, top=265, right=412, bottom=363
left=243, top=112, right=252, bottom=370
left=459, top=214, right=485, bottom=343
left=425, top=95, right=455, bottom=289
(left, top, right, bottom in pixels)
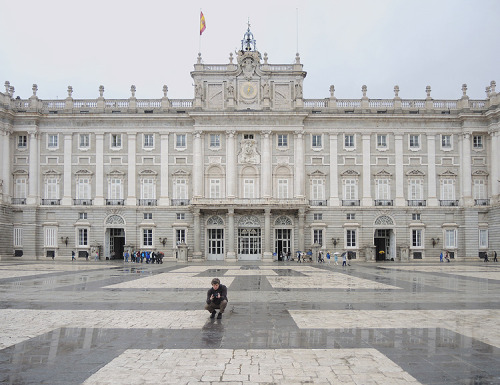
left=240, top=82, right=257, bottom=99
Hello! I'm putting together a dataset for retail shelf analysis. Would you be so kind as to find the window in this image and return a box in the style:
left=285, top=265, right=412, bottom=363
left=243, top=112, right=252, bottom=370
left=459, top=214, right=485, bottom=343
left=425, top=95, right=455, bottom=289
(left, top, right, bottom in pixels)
left=479, top=229, right=488, bottom=248
left=14, top=178, right=27, bottom=199
left=311, top=179, right=324, bottom=200
left=445, top=229, right=457, bottom=248
left=412, top=213, right=421, bottom=221
left=143, top=229, right=153, bottom=246
left=18, top=135, right=27, bottom=148
left=244, top=179, right=255, bottom=199
left=375, top=179, right=390, bottom=200
left=473, top=135, right=483, bottom=149
left=312, top=134, right=322, bottom=148
left=473, top=179, right=486, bottom=199
left=176, top=134, right=186, bottom=149
left=441, top=179, right=455, bottom=200
left=176, top=229, right=186, bottom=244
left=45, top=227, right=57, bottom=247
left=343, top=179, right=358, bottom=200
left=210, top=134, right=220, bottom=148
left=409, top=135, right=420, bottom=149
left=441, top=134, right=452, bottom=149
left=244, top=134, right=254, bottom=140
left=277, top=134, right=288, bottom=148
left=277, top=179, right=289, bottom=199
left=313, top=229, right=323, bottom=246
left=176, top=213, right=185, bottom=220
left=111, top=134, right=122, bottom=148
left=144, top=213, right=153, bottom=220
left=78, top=228, right=88, bottom=246
left=14, top=227, right=23, bottom=247
left=79, top=134, right=90, bottom=149
left=78, top=212, right=88, bottom=220
left=412, top=229, right=422, bottom=247
left=144, top=134, right=154, bottom=148
left=346, top=213, right=355, bottom=220
left=76, top=178, right=91, bottom=200
left=141, top=178, right=155, bottom=199
left=210, top=179, right=221, bottom=198
left=45, top=178, right=59, bottom=199
left=377, top=134, right=387, bottom=148
left=48, top=134, right=58, bottom=149
left=346, top=229, right=356, bottom=247
left=313, top=213, right=323, bottom=220
left=408, top=179, right=423, bottom=200
left=344, top=134, right=355, bottom=148
left=109, top=179, right=123, bottom=199
left=173, top=179, right=187, bottom=199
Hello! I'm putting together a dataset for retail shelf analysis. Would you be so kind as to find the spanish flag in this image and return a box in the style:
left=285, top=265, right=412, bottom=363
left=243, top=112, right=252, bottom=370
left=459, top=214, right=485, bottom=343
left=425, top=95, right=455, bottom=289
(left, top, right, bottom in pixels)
left=200, top=11, right=206, bottom=35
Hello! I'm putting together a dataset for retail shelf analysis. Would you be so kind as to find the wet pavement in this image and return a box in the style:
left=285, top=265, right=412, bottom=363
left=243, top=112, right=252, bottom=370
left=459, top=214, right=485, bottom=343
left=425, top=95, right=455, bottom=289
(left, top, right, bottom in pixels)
left=0, top=260, right=499, bottom=385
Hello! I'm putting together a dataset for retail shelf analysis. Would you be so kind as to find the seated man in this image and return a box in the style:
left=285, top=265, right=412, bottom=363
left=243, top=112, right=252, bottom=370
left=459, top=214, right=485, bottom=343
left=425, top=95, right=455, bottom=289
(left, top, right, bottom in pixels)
left=205, top=278, right=228, bottom=319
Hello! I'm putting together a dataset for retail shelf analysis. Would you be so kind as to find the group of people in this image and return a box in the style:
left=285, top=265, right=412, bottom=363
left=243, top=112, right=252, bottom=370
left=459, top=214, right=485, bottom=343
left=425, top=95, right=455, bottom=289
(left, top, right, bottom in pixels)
left=483, top=250, right=498, bottom=262
left=123, top=250, right=164, bottom=264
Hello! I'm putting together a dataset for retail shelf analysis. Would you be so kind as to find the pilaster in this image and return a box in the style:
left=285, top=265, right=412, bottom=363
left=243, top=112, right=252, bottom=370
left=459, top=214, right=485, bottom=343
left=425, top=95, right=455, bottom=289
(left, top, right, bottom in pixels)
left=294, top=130, right=305, bottom=198
left=94, top=133, right=104, bottom=206
left=226, top=208, right=236, bottom=261
left=361, top=134, right=372, bottom=206
left=263, top=208, right=273, bottom=261
left=427, top=135, right=438, bottom=206
left=261, top=130, right=272, bottom=198
left=226, top=131, right=236, bottom=198
left=394, top=134, right=405, bottom=206
left=193, top=131, right=203, bottom=198
left=27, top=129, right=39, bottom=205
left=126, top=133, right=137, bottom=205
left=461, top=132, right=473, bottom=206
left=159, top=133, right=170, bottom=205
left=61, top=134, right=72, bottom=205
left=329, top=133, right=339, bottom=206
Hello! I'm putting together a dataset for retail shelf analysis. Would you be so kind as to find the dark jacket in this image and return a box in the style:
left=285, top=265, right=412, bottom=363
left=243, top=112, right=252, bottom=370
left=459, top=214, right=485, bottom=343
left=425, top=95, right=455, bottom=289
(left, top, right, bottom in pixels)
left=206, top=284, right=228, bottom=305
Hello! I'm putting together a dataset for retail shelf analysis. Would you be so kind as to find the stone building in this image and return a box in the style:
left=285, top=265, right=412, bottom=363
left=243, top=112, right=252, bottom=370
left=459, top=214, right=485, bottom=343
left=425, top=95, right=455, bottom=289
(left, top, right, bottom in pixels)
left=0, top=28, right=499, bottom=262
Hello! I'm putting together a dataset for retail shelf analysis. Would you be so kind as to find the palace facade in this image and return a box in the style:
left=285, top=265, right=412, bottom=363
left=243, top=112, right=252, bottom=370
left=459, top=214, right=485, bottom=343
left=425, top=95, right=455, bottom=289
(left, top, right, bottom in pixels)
left=1, top=29, right=499, bottom=262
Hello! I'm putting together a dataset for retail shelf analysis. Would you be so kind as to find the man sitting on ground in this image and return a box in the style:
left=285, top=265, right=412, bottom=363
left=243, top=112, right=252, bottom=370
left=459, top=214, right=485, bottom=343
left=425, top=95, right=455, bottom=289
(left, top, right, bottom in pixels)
left=205, top=278, right=228, bottom=319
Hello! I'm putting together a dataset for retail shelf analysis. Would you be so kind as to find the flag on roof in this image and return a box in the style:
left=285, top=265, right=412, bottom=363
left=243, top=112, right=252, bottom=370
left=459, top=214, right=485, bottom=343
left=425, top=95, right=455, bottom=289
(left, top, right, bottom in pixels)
left=200, top=11, right=206, bottom=35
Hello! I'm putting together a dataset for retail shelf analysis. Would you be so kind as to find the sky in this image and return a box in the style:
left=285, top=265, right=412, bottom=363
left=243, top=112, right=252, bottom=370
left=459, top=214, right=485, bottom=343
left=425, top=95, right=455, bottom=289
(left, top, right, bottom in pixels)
left=1, top=0, right=499, bottom=101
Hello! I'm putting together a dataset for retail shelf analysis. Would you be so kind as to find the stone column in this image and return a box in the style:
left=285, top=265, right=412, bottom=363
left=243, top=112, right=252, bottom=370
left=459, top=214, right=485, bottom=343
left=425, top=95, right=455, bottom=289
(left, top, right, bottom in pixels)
left=261, top=131, right=272, bottom=198
left=226, top=131, right=236, bottom=198
left=294, top=131, right=305, bottom=198
left=27, top=130, right=39, bottom=205
left=159, top=133, right=170, bottom=205
left=126, top=133, right=137, bottom=205
left=263, top=208, right=273, bottom=261
left=95, top=133, right=104, bottom=206
left=491, top=131, right=500, bottom=202
left=62, top=134, right=73, bottom=205
left=361, top=134, right=372, bottom=206
left=461, top=132, right=472, bottom=206
left=226, top=208, right=236, bottom=261
left=193, top=208, right=202, bottom=260
left=427, top=135, right=438, bottom=206
left=298, top=208, right=305, bottom=252
left=329, top=133, right=339, bottom=206
left=394, top=134, right=405, bottom=206
left=1, top=129, right=11, bottom=203
left=193, top=131, right=203, bottom=198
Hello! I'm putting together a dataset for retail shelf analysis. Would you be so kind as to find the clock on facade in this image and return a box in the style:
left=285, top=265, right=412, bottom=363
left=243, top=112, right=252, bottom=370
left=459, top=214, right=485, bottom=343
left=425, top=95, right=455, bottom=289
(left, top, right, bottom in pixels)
left=240, top=82, right=257, bottom=99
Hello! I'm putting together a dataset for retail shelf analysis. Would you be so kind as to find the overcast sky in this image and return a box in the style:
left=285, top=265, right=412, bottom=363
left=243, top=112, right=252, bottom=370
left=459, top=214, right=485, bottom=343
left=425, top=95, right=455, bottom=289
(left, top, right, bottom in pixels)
left=1, top=0, right=499, bottom=101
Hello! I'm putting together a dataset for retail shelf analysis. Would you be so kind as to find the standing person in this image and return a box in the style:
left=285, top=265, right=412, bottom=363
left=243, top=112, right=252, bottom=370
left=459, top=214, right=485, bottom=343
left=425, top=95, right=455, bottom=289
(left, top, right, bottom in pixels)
left=124, top=250, right=129, bottom=263
left=334, top=252, right=339, bottom=265
left=440, top=252, right=443, bottom=263
left=205, top=278, right=228, bottom=320
left=494, top=250, right=498, bottom=262
left=342, top=252, right=347, bottom=267
left=326, top=251, right=331, bottom=264
left=71, top=250, right=76, bottom=261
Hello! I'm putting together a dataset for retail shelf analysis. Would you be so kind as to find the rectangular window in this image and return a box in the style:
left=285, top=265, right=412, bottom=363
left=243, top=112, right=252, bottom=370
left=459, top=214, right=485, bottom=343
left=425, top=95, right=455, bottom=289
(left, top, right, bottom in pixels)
left=45, top=227, right=57, bottom=247
left=473, top=180, right=486, bottom=199
left=441, top=179, right=455, bottom=200
left=277, top=179, right=288, bottom=199
left=344, top=134, right=355, bottom=148
left=144, top=134, right=154, bottom=148
left=14, top=227, right=23, bottom=247
left=78, top=228, right=88, bottom=246
left=144, top=213, right=153, bottom=220
left=210, top=179, right=221, bottom=198
left=445, top=229, right=457, bottom=248
left=79, top=134, right=90, bottom=148
left=408, top=179, right=423, bottom=200
left=45, top=178, right=59, bottom=199
left=176, top=213, right=185, bottom=220
left=375, top=179, right=390, bottom=200
left=18, top=135, right=27, bottom=148
left=109, top=179, right=123, bottom=199
left=412, top=213, right=421, bottom=221
left=111, top=134, right=122, bottom=148
left=244, top=179, right=254, bottom=199
left=210, top=134, right=220, bottom=148
left=15, top=178, right=27, bottom=199
left=412, top=229, right=422, bottom=247
left=143, top=229, right=153, bottom=246
left=176, top=134, right=186, bottom=148
left=312, top=135, right=322, bottom=148
left=48, top=134, right=58, bottom=148
left=243, top=134, right=254, bottom=140
left=343, top=179, right=357, bottom=200
left=313, top=213, right=323, bottom=220
left=313, top=229, right=323, bottom=246
left=78, top=212, right=87, bottom=220
left=377, top=134, right=387, bottom=148
left=141, top=178, right=155, bottom=199
left=174, top=179, right=187, bottom=199
left=176, top=229, right=186, bottom=244
left=441, top=134, right=452, bottom=149
left=76, top=178, right=91, bottom=200
left=479, top=229, right=488, bottom=248
left=346, top=213, right=355, bottom=220
left=473, top=135, right=483, bottom=149
left=409, top=135, right=420, bottom=149
left=346, top=229, right=356, bottom=247
left=311, top=179, right=324, bottom=200
left=277, top=134, right=288, bottom=147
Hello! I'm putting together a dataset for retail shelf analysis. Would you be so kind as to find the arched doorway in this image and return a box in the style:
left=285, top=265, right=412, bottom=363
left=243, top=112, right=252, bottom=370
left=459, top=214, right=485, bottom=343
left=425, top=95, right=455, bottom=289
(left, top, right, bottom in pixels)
left=104, top=214, right=126, bottom=260
left=237, top=215, right=261, bottom=261
left=206, top=215, right=225, bottom=261
left=374, top=215, right=396, bottom=261
left=274, top=215, right=293, bottom=260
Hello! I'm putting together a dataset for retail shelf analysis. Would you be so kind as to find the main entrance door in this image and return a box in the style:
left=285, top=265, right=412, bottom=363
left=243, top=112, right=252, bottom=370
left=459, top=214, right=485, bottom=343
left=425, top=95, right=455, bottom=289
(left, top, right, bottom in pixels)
left=275, top=229, right=291, bottom=259
left=207, top=228, right=224, bottom=260
left=374, top=229, right=393, bottom=261
left=238, top=228, right=261, bottom=260
left=107, top=228, right=125, bottom=260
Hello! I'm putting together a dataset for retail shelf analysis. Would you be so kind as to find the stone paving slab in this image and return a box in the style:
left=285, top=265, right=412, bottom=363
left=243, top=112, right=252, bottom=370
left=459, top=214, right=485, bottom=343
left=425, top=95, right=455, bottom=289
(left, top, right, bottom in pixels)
left=380, top=265, right=500, bottom=281
left=82, top=348, right=421, bottom=385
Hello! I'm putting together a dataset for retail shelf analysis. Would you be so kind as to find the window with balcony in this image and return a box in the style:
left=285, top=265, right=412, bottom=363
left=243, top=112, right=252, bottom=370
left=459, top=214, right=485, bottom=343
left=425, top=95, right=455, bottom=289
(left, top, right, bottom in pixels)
left=310, top=179, right=325, bottom=205
left=342, top=178, right=359, bottom=205
left=172, top=178, right=189, bottom=205
left=107, top=178, right=123, bottom=205
left=375, top=179, right=391, bottom=205
left=14, top=177, right=27, bottom=204
left=210, top=179, right=221, bottom=199
left=440, top=179, right=456, bottom=206
left=76, top=178, right=92, bottom=205
left=277, top=179, right=289, bottom=199
left=243, top=179, right=255, bottom=199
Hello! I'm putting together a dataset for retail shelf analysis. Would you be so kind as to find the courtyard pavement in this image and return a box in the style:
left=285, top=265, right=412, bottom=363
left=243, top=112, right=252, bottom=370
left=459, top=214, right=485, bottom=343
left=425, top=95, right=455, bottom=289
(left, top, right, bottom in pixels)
left=0, top=259, right=499, bottom=384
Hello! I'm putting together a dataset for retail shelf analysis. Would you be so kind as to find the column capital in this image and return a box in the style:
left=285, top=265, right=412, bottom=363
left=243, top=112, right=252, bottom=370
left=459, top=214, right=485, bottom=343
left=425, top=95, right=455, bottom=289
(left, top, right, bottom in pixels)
left=225, top=130, right=236, bottom=138
left=193, top=130, right=203, bottom=138
left=294, top=130, right=305, bottom=138
left=261, top=130, right=272, bottom=137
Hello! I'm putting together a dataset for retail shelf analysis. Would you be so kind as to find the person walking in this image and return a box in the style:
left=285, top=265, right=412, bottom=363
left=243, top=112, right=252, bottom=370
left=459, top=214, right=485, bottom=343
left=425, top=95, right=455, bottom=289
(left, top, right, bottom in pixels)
left=493, top=250, right=498, bottom=262
left=71, top=250, right=76, bottom=261
left=439, top=252, right=443, bottom=263
left=342, top=252, right=347, bottom=267
left=326, top=251, right=331, bottom=264
left=334, top=252, right=339, bottom=265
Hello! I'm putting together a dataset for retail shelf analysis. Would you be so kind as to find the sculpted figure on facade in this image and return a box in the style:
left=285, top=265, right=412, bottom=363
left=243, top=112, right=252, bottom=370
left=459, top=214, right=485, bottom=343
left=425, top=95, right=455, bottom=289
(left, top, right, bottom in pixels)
left=238, top=139, right=260, bottom=164
left=262, top=81, right=269, bottom=98
left=227, top=83, right=234, bottom=99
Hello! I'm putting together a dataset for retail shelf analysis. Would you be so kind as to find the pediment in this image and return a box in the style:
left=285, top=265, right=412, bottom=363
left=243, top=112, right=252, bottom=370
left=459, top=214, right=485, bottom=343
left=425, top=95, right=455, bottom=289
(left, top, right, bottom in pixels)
left=172, top=169, right=190, bottom=177
left=439, top=169, right=457, bottom=177
left=138, top=169, right=158, bottom=176
left=472, top=170, right=488, bottom=176
left=75, top=169, right=93, bottom=176
left=107, top=170, right=125, bottom=176
left=341, top=169, right=360, bottom=176
left=374, top=169, right=392, bottom=177
left=406, top=169, right=425, bottom=176
left=43, top=169, right=61, bottom=175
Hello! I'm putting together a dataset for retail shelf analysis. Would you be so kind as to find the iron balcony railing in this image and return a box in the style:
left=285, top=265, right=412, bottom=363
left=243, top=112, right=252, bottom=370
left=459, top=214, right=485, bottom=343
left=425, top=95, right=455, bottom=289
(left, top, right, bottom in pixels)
left=342, top=200, right=360, bottom=206
left=41, top=199, right=61, bottom=205
left=73, top=199, right=93, bottom=205
left=106, top=199, right=125, bottom=206
left=138, top=199, right=158, bottom=206
left=407, top=200, right=426, bottom=206
left=439, top=200, right=459, bottom=207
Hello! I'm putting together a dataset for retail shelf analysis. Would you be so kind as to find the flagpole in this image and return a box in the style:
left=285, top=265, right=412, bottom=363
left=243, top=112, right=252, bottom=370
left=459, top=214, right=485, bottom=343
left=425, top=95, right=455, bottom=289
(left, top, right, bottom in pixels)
left=199, top=8, right=202, bottom=54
